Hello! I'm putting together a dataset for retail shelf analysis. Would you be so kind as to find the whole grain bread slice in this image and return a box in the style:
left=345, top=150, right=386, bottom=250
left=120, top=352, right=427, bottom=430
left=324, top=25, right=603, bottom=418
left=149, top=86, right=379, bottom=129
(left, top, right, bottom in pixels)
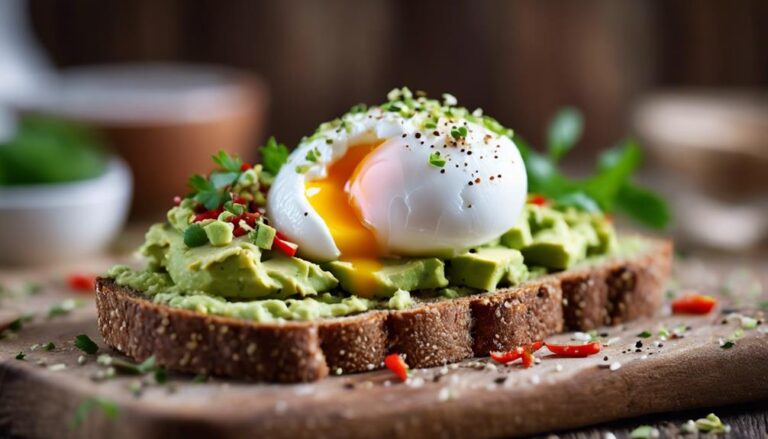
left=95, top=238, right=672, bottom=383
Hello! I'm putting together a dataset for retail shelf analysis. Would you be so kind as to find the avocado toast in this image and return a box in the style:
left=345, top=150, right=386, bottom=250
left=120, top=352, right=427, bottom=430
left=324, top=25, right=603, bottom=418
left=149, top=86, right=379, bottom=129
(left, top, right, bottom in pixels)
left=96, top=89, right=672, bottom=382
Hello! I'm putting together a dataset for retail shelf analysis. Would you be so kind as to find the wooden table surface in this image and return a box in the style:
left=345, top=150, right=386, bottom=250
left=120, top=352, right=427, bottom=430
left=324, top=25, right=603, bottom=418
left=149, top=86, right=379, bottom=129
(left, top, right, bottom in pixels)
left=1, top=242, right=766, bottom=438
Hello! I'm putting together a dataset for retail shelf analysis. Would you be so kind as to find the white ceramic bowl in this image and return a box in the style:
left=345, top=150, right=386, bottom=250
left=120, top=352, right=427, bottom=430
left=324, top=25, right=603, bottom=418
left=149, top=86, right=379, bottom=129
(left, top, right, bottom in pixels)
left=0, top=157, right=132, bottom=265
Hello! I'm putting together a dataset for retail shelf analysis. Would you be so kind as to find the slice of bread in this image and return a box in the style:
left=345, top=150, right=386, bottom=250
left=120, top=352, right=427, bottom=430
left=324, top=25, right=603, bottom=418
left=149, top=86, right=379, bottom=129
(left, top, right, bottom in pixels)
left=95, top=238, right=672, bottom=383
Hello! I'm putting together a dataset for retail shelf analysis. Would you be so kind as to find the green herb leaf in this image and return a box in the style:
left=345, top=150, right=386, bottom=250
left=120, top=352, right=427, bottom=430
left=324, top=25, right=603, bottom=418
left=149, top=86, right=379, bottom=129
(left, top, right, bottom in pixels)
left=48, top=299, right=81, bottom=318
left=720, top=340, right=735, bottom=349
left=154, top=367, right=168, bottom=384
left=137, top=355, right=157, bottom=374
left=194, top=190, right=230, bottom=211
left=188, top=174, right=213, bottom=192
left=209, top=171, right=239, bottom=190
left=547, top=107, right=583, bottom=162
left=260, top=137, right=289, bottom=175
left=429, top=152, right=446, bottom=168
left=637, top=331, right=652, bottom=338
left=74, top=334, right=99, bottom=355
left=211, top=150, right=243, bottom=172
left=42, top=341, right=56, bottom=351
left=8, top=313, right=34, bottom=331
left=553, top=191, right=601, bottom=213
left=580, top=139, right=642, bottom=211
left=450, top=126, right=468, bottom=139
left=305, top=147, right=321, bottom=163
left=15, top=352, right=25, bottom=360
left=614, top=183, right=671, bottom=229
left=183, top=224, right=209, bottom=247
left=71, top=397, right=119, bottom=430
left=192, top=373, right=208, bottom=383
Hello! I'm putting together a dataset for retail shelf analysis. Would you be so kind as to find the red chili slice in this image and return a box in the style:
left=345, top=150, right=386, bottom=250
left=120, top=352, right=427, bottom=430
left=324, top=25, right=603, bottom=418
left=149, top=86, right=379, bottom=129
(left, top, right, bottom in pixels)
left=273, top=236, right=298, bottom=257
left=671, top=294, right=716, bottom=315
left=489, top=341, right=544, bottom=364
left=384, top=353, right=409, bottom=381
left=545, top=341, right=601, bottom=357
left=67, top=274, right=96, bottom=293
left=240, top=163, right=252, bottom=172
left=521, top=350, right=534, bottom=368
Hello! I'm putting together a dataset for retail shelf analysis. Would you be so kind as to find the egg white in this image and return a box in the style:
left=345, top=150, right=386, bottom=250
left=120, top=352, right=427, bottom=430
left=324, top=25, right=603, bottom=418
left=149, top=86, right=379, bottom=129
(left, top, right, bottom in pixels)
left=267, top=101, right=527, bottom=261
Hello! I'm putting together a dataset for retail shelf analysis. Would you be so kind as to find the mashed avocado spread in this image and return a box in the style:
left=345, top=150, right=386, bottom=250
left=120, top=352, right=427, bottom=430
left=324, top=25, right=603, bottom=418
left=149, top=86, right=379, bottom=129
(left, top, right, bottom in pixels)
left=111, top=195, right=618, bottom=323
left=107, top=119, right=621, bottom=322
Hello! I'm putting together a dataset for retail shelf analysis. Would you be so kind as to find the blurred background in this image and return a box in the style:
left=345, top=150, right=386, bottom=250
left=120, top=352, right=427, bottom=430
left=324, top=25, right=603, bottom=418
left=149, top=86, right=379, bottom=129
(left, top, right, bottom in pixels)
left=0, top=0, right=766, bottom=265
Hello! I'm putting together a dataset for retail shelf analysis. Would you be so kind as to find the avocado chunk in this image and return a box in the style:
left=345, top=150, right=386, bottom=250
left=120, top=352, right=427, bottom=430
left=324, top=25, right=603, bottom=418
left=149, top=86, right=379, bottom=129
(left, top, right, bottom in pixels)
left=447, top=247, right=527, bottom=291
left=326, top=257, right=448, bottom=298
left=249, top=222, right=276, bottom=250
left=204, top=220, right=234, bottom=246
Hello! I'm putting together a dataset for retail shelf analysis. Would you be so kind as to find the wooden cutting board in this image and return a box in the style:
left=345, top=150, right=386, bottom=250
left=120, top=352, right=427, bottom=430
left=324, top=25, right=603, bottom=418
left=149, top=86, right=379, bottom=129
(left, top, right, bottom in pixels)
left=0, top=257, right=766, bottom=439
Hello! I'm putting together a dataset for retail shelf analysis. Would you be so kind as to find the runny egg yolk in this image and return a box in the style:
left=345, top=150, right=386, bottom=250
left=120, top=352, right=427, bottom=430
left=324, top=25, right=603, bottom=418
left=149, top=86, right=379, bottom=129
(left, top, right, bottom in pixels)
left=305, top=143, right=382, bottom=297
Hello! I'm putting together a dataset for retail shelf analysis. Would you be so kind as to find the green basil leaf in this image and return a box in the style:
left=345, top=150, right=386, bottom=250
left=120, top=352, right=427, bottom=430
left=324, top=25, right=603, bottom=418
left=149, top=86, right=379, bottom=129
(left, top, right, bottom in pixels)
left=554, top=192, right=601, bottom=213
left=514, top=134, right=570, bottom=196
left=581, top=139, right=642, bottom=210
left=547, top=107, right=583, bottom=162
left=615, top=183, right=671, bottom=229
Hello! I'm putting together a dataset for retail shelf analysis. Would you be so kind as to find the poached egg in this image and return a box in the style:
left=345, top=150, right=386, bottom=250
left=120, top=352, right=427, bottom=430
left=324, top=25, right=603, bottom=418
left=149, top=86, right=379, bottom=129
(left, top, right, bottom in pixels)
left=267, top=88, right=527, bottom=296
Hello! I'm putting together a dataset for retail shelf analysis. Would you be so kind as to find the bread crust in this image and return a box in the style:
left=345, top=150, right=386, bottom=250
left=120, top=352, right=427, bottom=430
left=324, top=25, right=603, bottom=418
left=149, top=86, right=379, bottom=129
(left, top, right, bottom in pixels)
left=95, top=239, right=672, bottom=382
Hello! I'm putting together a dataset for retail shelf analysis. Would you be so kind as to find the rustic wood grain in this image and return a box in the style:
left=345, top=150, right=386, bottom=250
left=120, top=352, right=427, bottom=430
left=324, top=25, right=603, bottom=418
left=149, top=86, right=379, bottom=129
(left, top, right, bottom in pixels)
left=1, top=254, right=766, bottom=438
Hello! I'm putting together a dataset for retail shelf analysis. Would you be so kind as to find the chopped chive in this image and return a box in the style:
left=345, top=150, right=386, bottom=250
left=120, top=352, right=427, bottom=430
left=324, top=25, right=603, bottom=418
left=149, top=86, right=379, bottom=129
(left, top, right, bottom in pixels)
left=74, top=334, right=99, bottom=355
left=429, top=152, right=446, bottom=168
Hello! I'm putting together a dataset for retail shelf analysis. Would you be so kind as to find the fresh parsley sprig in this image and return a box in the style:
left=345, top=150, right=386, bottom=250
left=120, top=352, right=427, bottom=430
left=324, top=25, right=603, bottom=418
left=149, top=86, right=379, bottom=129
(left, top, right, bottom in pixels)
left=514, top=108, right=670, bottom=229
left=260, top=136, right=289, bottom=175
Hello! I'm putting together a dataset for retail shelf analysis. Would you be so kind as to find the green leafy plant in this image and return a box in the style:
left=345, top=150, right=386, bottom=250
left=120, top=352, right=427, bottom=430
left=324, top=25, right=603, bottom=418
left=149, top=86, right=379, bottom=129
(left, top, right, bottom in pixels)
left=0, top=116, right=107, bottom=186
left=514, top=108, right=670, bottom=229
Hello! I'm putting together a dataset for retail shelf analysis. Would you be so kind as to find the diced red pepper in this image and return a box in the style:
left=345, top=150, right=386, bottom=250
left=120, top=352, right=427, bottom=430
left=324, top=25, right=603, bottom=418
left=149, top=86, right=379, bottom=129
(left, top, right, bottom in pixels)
left=67, top=274, right=96, bottom=293
left=173, top=195, right=182, bottom=206
left=671, top=294, right=716, bottom=315
left=240, top=163, right=252, bottom=172
left=384, top=353, right=409, bottom=381
left=233, top=226, right=248, bottom=237
left=272, top=236, right=298, bottom=257
left=545, top=341, right=601, bottom=358
left=489, top=341, right=544, bottom=364
left=243, top=212, right=260, bottom=226
left=230, top=193, right=247, bottom=205
left=194, top=208, right=222, bottom=222
left=529, top=194, right=548, bottom=206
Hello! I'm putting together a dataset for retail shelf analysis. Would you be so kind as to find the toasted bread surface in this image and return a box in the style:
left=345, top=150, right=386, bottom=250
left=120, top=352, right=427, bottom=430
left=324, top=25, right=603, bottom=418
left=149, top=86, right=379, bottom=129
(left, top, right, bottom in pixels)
left=96, top=239, right=672, bottom=382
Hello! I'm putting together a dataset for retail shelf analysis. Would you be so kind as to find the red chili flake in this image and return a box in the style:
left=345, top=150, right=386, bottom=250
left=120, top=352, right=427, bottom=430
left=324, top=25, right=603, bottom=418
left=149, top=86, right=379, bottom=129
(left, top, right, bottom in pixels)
left=545, top=341, right=601, bottom=358
left=384, top=353, right=409, bottom=381
left=671, top=294, right=716, bottom=315
left=173, top=195, right=182, bottom=206
left=240, top=163, right=252, bottom=172
left=490, top=341, right=544, bottom=364
left=67, top=274, right=96, bottom=293
left=272, top=236, right=298, bottom=257
left=529, top=194, right=548, bottom=206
